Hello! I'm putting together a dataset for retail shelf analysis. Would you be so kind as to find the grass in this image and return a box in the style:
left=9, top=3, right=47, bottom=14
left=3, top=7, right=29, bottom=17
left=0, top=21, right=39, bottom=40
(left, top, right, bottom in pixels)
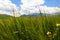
left=0, top=13, right=60, bottom=40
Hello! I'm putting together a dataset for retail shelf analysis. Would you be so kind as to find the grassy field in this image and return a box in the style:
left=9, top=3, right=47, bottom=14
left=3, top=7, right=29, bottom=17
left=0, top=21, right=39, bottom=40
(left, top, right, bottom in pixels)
left=0, top=14, right=60, bottom=40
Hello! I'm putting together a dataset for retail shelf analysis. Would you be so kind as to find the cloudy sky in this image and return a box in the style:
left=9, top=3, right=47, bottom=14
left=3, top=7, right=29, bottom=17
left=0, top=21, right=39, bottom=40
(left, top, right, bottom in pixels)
left=0, top=0, right=60, bottom=16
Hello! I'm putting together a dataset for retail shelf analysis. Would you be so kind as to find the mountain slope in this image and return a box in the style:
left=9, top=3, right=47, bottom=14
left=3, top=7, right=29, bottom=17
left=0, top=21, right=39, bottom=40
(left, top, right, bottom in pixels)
left=0, top=14, right=12, bottom=19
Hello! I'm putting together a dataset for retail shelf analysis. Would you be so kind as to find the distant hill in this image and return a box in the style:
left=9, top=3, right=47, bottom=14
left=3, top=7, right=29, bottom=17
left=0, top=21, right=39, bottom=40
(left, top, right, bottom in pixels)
left=0, top=12, right=60, bottom=18
left=21, top=13, right=52, bottom=17
left=21, top=12, right=60, bottom=17
left=0, top=14, right=12, bottom=19
left=55, top=12, right=60, bottom=16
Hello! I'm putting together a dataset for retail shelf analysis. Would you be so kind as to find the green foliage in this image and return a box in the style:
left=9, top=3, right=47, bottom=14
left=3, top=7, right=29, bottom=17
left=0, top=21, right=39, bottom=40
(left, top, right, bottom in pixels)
left=0, top=14, right=60, bottom=40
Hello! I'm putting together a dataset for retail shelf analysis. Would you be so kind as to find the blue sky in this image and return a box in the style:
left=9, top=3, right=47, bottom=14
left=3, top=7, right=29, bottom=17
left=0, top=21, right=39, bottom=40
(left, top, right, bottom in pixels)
left=11, top=0, right=60, bottom=7
left=44, top=0, right=60, bottom=7
left=10, top=0, right=60, bottom=16
left=11, top=0, right=21, bottom=6
left=0, top=0, right=60, bottom=16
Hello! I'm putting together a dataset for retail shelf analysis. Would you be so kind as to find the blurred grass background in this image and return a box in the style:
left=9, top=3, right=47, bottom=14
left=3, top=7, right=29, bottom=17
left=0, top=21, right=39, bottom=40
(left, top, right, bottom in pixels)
left=0, top=13, right=60, bottom=40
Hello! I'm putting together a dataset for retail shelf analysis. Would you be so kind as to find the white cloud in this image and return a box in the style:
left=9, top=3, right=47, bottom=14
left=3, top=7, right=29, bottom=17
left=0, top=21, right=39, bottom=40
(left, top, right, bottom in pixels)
left=0, top=0, right=60, bottom=16
left=20, top=0, right=44, bottom=8
left=39, top=6, right=60, bottom=14
left=20, top=0, right=60, bottom=15
left=0, top=0, right=19, bottom=17
left=20, top=0, right=44, bottom=15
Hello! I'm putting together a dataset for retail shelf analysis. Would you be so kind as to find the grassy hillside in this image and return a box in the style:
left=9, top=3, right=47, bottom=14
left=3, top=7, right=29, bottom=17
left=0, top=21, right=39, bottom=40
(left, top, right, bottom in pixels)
left=0, top=14, right=13, bottom=19
left=0, top=13, right=60, bottom=40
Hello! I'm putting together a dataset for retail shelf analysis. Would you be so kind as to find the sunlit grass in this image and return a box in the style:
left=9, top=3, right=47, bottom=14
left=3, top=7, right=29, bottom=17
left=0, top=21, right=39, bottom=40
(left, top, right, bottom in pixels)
left=0, top=13, right=60, bottom=40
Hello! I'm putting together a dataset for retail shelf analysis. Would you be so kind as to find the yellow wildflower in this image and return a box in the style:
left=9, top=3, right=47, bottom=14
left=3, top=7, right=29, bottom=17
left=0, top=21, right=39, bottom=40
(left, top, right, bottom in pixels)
left=47, top=32, right=52, bottom=35
left=56, top=24, right=60, bottom=27
left=47, top=32, right=52, bottom=37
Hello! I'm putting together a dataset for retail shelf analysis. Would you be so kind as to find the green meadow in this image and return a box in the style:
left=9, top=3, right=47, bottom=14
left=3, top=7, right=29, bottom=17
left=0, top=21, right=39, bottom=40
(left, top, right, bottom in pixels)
left=0, top=13, right=60, bottom=40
